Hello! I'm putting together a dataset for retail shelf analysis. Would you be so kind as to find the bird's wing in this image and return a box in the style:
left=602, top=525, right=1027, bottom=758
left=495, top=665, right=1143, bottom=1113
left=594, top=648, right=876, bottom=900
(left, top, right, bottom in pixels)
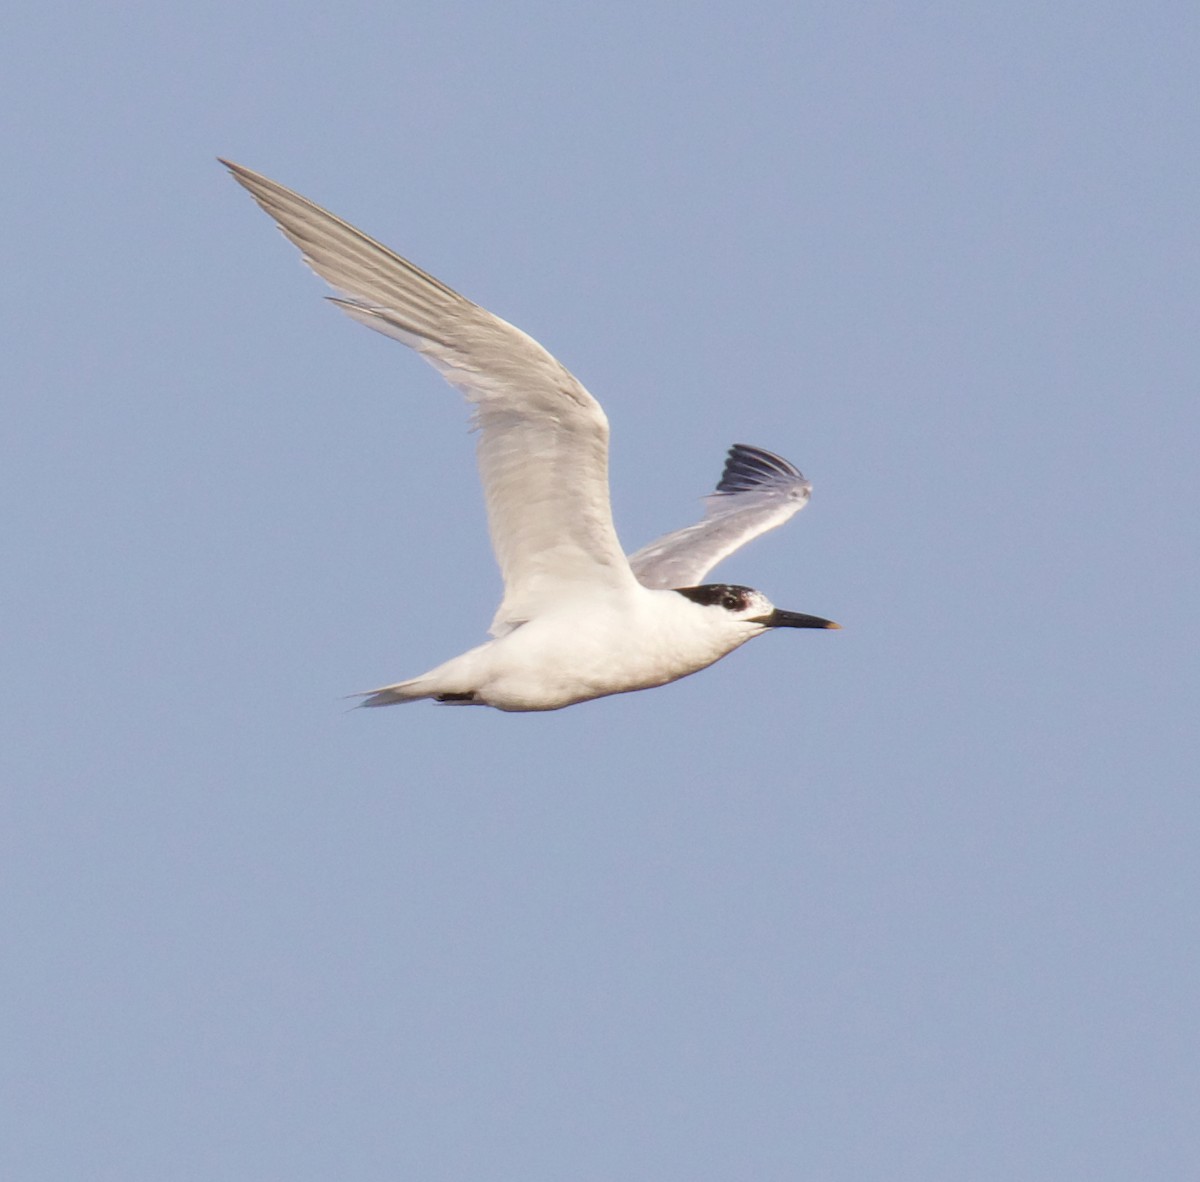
left=221, top=160, right=638, bottom=636
left=628, top=444, right=812, bottom=589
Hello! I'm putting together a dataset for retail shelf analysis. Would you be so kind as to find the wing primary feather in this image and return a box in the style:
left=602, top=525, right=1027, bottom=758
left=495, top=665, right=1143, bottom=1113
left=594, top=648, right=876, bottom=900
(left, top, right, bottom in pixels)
left=716, top=443, right=804, bottom=494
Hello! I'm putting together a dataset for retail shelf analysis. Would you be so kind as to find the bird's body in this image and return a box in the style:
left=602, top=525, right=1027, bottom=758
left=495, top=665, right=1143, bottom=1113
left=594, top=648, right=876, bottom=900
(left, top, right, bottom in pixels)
left=222, top=161, right=839, bottom=711
left=368, top=584, right=778, bottom=712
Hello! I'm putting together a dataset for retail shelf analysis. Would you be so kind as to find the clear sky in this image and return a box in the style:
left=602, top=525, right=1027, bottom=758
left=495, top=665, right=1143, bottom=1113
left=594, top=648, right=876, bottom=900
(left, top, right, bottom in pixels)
left=4, top=2, right=1198, bottom=1179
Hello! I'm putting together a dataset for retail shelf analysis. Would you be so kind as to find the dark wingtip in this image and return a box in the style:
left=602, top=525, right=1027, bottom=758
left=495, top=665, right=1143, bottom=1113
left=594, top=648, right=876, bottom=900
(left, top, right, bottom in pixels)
left=716, top=443, right=805, bottom=494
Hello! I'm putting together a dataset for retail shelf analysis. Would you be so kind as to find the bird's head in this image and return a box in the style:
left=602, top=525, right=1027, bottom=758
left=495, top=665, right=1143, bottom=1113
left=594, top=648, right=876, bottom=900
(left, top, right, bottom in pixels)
left=673, top=583, right=840, bottom=634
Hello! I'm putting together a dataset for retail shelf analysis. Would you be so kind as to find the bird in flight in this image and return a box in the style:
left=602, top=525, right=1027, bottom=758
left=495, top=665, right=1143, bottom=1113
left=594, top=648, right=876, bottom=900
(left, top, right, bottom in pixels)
left=221, top=161, right=839, bottom=711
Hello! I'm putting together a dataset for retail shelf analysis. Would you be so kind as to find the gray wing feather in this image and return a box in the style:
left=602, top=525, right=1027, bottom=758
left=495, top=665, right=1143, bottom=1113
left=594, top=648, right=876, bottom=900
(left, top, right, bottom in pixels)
left=628, top=444, right=812, bottom=589
left=221, top=160, right=637, bottom=636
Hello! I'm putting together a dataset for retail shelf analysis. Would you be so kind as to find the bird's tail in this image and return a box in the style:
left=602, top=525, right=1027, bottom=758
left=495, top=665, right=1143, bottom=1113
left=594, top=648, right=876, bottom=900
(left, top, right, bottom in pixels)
left=353, top=645, right=491, bottom=708
left=353, top=677, right=481, bottom=708
left=353, top=680, right=429, bottom=708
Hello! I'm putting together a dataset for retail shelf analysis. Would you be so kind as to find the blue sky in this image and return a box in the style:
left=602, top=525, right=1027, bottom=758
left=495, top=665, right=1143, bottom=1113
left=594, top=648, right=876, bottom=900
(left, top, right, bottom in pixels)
left=4, top=2, right=1198, bottom=1178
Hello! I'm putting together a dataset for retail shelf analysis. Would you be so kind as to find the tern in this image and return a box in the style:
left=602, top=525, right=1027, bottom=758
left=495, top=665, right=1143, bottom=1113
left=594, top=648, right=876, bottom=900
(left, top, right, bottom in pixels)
left=222, top=161, right=839, bottom=712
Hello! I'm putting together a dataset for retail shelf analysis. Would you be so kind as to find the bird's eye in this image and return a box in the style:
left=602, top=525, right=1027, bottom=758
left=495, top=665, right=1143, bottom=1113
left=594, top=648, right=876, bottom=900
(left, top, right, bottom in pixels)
left=722, top=593, right=741, bottom=610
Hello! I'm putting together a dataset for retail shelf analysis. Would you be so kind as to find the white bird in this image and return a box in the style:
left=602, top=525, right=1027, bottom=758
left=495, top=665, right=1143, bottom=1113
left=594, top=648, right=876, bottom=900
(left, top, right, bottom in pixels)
left=221, top=160, right=839, bottom=712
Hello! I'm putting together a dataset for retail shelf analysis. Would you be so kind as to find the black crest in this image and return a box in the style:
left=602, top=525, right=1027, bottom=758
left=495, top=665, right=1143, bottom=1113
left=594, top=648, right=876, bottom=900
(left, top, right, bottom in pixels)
left=674, top=584, right=756, bottom=612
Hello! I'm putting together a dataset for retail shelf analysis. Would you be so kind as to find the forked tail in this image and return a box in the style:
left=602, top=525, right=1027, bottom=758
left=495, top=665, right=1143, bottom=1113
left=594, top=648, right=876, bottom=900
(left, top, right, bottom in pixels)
left=354, top=680, right=481, bottom=708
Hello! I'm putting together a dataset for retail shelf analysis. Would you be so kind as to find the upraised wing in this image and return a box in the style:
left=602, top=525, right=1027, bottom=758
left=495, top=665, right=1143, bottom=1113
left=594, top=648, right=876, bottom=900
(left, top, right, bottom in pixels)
left=628, top=444, right=812, bottom=589
left=221, top=160, right=639, bottom=636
